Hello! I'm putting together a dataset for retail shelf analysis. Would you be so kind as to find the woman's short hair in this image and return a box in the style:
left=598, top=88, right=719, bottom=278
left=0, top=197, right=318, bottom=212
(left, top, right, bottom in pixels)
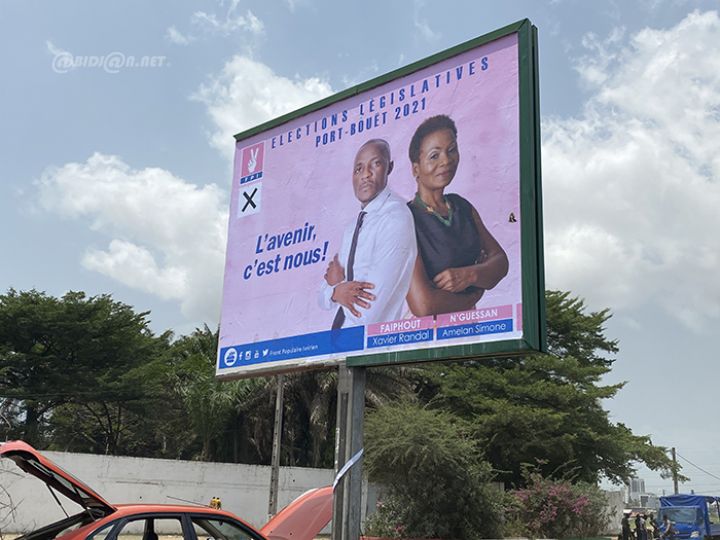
left=408, top=114, right=458, bottom=164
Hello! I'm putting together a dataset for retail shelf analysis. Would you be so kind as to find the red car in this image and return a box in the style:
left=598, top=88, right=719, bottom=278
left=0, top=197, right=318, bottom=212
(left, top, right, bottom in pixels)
left=1, top=441, right=332, bottom=540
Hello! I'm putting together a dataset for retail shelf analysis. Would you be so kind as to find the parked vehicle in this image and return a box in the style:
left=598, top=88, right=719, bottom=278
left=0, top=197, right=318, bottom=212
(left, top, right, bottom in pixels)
left=1, top=441, right=332, bottom=540
left=657, top=494, right=720, bottom=539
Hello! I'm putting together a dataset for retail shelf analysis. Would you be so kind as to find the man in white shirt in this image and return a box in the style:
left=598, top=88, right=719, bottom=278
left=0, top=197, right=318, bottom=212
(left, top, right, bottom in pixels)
left=319, top=139, right=417, bottom=329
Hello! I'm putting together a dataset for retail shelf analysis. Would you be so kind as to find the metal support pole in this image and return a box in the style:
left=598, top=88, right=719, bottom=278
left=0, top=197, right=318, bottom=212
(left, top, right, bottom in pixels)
left=332, top=365, right=350, bottom=540
left=268, top=374, right=285, bottom=518
left=672, top=447, right=679, bottom=494
left=344, top=366, right=365, bottom=540
left=332, top=364, right=365, bottom=540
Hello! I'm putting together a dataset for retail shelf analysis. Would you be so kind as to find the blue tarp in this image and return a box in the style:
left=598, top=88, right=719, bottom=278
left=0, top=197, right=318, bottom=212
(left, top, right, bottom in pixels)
left=660, top=494, right=720, bottom=508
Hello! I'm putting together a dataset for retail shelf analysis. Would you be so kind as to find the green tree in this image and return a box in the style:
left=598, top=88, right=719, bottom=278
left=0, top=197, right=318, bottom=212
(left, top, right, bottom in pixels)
left=169, top=325, right=269, bottom=462
left=0, top=398, right=21, bottom=441
left=416, top=290, right=678, bottom=486
left=0, top=289, right=165, bottom=451
left=51, top=325, right=265, bottom=461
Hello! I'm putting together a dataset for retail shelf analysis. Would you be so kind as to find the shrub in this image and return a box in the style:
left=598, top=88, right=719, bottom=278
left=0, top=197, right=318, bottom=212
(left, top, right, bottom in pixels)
left=504, top=465, right=609, bottom=538
left=364, top=402, right=503, bottom=539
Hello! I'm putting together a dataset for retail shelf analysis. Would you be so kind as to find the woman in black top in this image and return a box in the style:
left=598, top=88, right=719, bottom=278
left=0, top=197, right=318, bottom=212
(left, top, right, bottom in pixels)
left=406, top=115, right=508, bottom=317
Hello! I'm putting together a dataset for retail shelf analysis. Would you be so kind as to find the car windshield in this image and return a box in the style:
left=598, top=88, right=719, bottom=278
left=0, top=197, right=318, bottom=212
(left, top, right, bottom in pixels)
left=661, top=507, right=702, bottom=525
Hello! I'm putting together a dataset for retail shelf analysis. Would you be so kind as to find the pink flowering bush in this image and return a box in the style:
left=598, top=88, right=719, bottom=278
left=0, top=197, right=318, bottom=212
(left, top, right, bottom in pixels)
left=504, top=465, right=608, bottom=538
left=364, top=497, right=408, bottom=538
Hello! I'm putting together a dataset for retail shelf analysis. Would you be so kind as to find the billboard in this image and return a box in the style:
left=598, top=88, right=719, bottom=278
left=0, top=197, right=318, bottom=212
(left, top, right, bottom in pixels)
left=217, top=19, right=544, bottom=378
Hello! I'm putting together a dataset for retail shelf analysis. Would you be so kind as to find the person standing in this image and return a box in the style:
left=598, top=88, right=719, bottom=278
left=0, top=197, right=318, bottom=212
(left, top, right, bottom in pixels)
left=661, top=514, right=675, bottom=539
left=404, top=114, right=508, bottom=317
left=320, top=139, right=416, bottom=328
left=635, top=512, right=647, bottom=540
left=621, top=511, right=633, bottom=540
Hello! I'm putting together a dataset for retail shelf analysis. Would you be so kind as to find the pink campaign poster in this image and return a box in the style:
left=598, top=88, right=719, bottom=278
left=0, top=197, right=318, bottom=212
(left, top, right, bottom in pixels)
left=218, top=33, right=523, bottom=376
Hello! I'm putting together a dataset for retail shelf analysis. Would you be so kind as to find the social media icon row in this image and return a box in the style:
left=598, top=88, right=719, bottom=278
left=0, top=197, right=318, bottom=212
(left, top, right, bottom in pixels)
left=223, top=347, right=270, bottom=367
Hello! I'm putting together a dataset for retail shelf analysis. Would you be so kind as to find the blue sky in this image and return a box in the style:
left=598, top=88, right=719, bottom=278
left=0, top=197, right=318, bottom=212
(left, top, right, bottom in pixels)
left=1, top=0, right=719, bottom=495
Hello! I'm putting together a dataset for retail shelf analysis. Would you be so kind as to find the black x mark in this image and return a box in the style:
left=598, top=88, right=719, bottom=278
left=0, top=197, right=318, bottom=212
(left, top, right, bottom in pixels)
left=242, top=188, right=258, bottom=212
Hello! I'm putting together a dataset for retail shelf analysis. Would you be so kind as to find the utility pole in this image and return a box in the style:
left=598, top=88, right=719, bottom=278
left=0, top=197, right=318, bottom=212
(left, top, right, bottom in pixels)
left=268, top=374, right=285, bottom=518
left=671, top=447, right=679, bottom=494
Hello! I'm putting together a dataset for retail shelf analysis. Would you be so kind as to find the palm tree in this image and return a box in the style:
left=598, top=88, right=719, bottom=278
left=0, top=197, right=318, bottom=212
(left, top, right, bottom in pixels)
left=280, top=364, right=421, bottom=468
left=172, top=325, right=424, bottom=467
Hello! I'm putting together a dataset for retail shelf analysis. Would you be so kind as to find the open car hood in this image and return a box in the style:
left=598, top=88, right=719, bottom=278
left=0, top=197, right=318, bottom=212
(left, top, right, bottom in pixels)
left=260, top=486, right=333, bottom=540
left=0, top=440, right=115, bottom=515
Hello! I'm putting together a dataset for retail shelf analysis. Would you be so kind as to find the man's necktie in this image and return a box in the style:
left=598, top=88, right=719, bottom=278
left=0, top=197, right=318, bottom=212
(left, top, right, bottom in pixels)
left=332, top=211, right=367, bottom=330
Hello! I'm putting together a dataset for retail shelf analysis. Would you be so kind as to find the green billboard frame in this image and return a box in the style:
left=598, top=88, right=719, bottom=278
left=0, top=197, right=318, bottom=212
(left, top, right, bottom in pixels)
left=233, top=19, right=545, bottom=369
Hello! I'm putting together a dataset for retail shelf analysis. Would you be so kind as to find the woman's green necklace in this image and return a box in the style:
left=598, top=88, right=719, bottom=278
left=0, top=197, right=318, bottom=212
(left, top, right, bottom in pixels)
left=414, top=193, right=453, bottom=226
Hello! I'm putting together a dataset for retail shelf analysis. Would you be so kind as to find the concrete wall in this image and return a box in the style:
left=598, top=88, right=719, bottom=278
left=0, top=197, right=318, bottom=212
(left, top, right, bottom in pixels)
left=602, top=489, right=626, bottom=535
left=0, top=450, right=336, bottom=534
left=1, top=451, right=629, bottom=537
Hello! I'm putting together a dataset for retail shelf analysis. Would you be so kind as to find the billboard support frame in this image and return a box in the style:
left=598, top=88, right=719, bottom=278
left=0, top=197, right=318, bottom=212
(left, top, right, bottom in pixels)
left=224, top=18, right=544, bottom=540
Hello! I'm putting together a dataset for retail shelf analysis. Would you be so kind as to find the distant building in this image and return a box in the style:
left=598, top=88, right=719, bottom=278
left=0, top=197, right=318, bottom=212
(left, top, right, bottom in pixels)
left=630, top=477, right=646, bottom=497
left=640, top=493, right=660, bottom=509
left=626, top=477, right=659, bottom=509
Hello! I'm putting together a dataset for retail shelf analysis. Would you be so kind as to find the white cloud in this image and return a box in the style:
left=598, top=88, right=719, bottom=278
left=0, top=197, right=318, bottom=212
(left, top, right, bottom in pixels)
left=46, top=40, right=70, bottom=58
left=165, top=26, right=194, bottom=45
left=167, top=2, right=263, bottom=46
left=36, top=153, right=228, bottom=324
left=413, top=0, right=440, bottom=42
left=46, top=40, right=77, bottom=73
left=193, top=55, right=333, bottom=158
left=191, top=1, right=264, bottom=37
left=340, top=60, right=379, bottom=89
left=543, top=10, right=720, bottom=330
left=244, top=11, right=264, bottom=35
left=414, top=19, right=440, bottom=42
left=83, top=240, right=187, bottom=301
left=575, top=27, right=626, bottom=86
left=35, top=51, right=333, bottom=327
